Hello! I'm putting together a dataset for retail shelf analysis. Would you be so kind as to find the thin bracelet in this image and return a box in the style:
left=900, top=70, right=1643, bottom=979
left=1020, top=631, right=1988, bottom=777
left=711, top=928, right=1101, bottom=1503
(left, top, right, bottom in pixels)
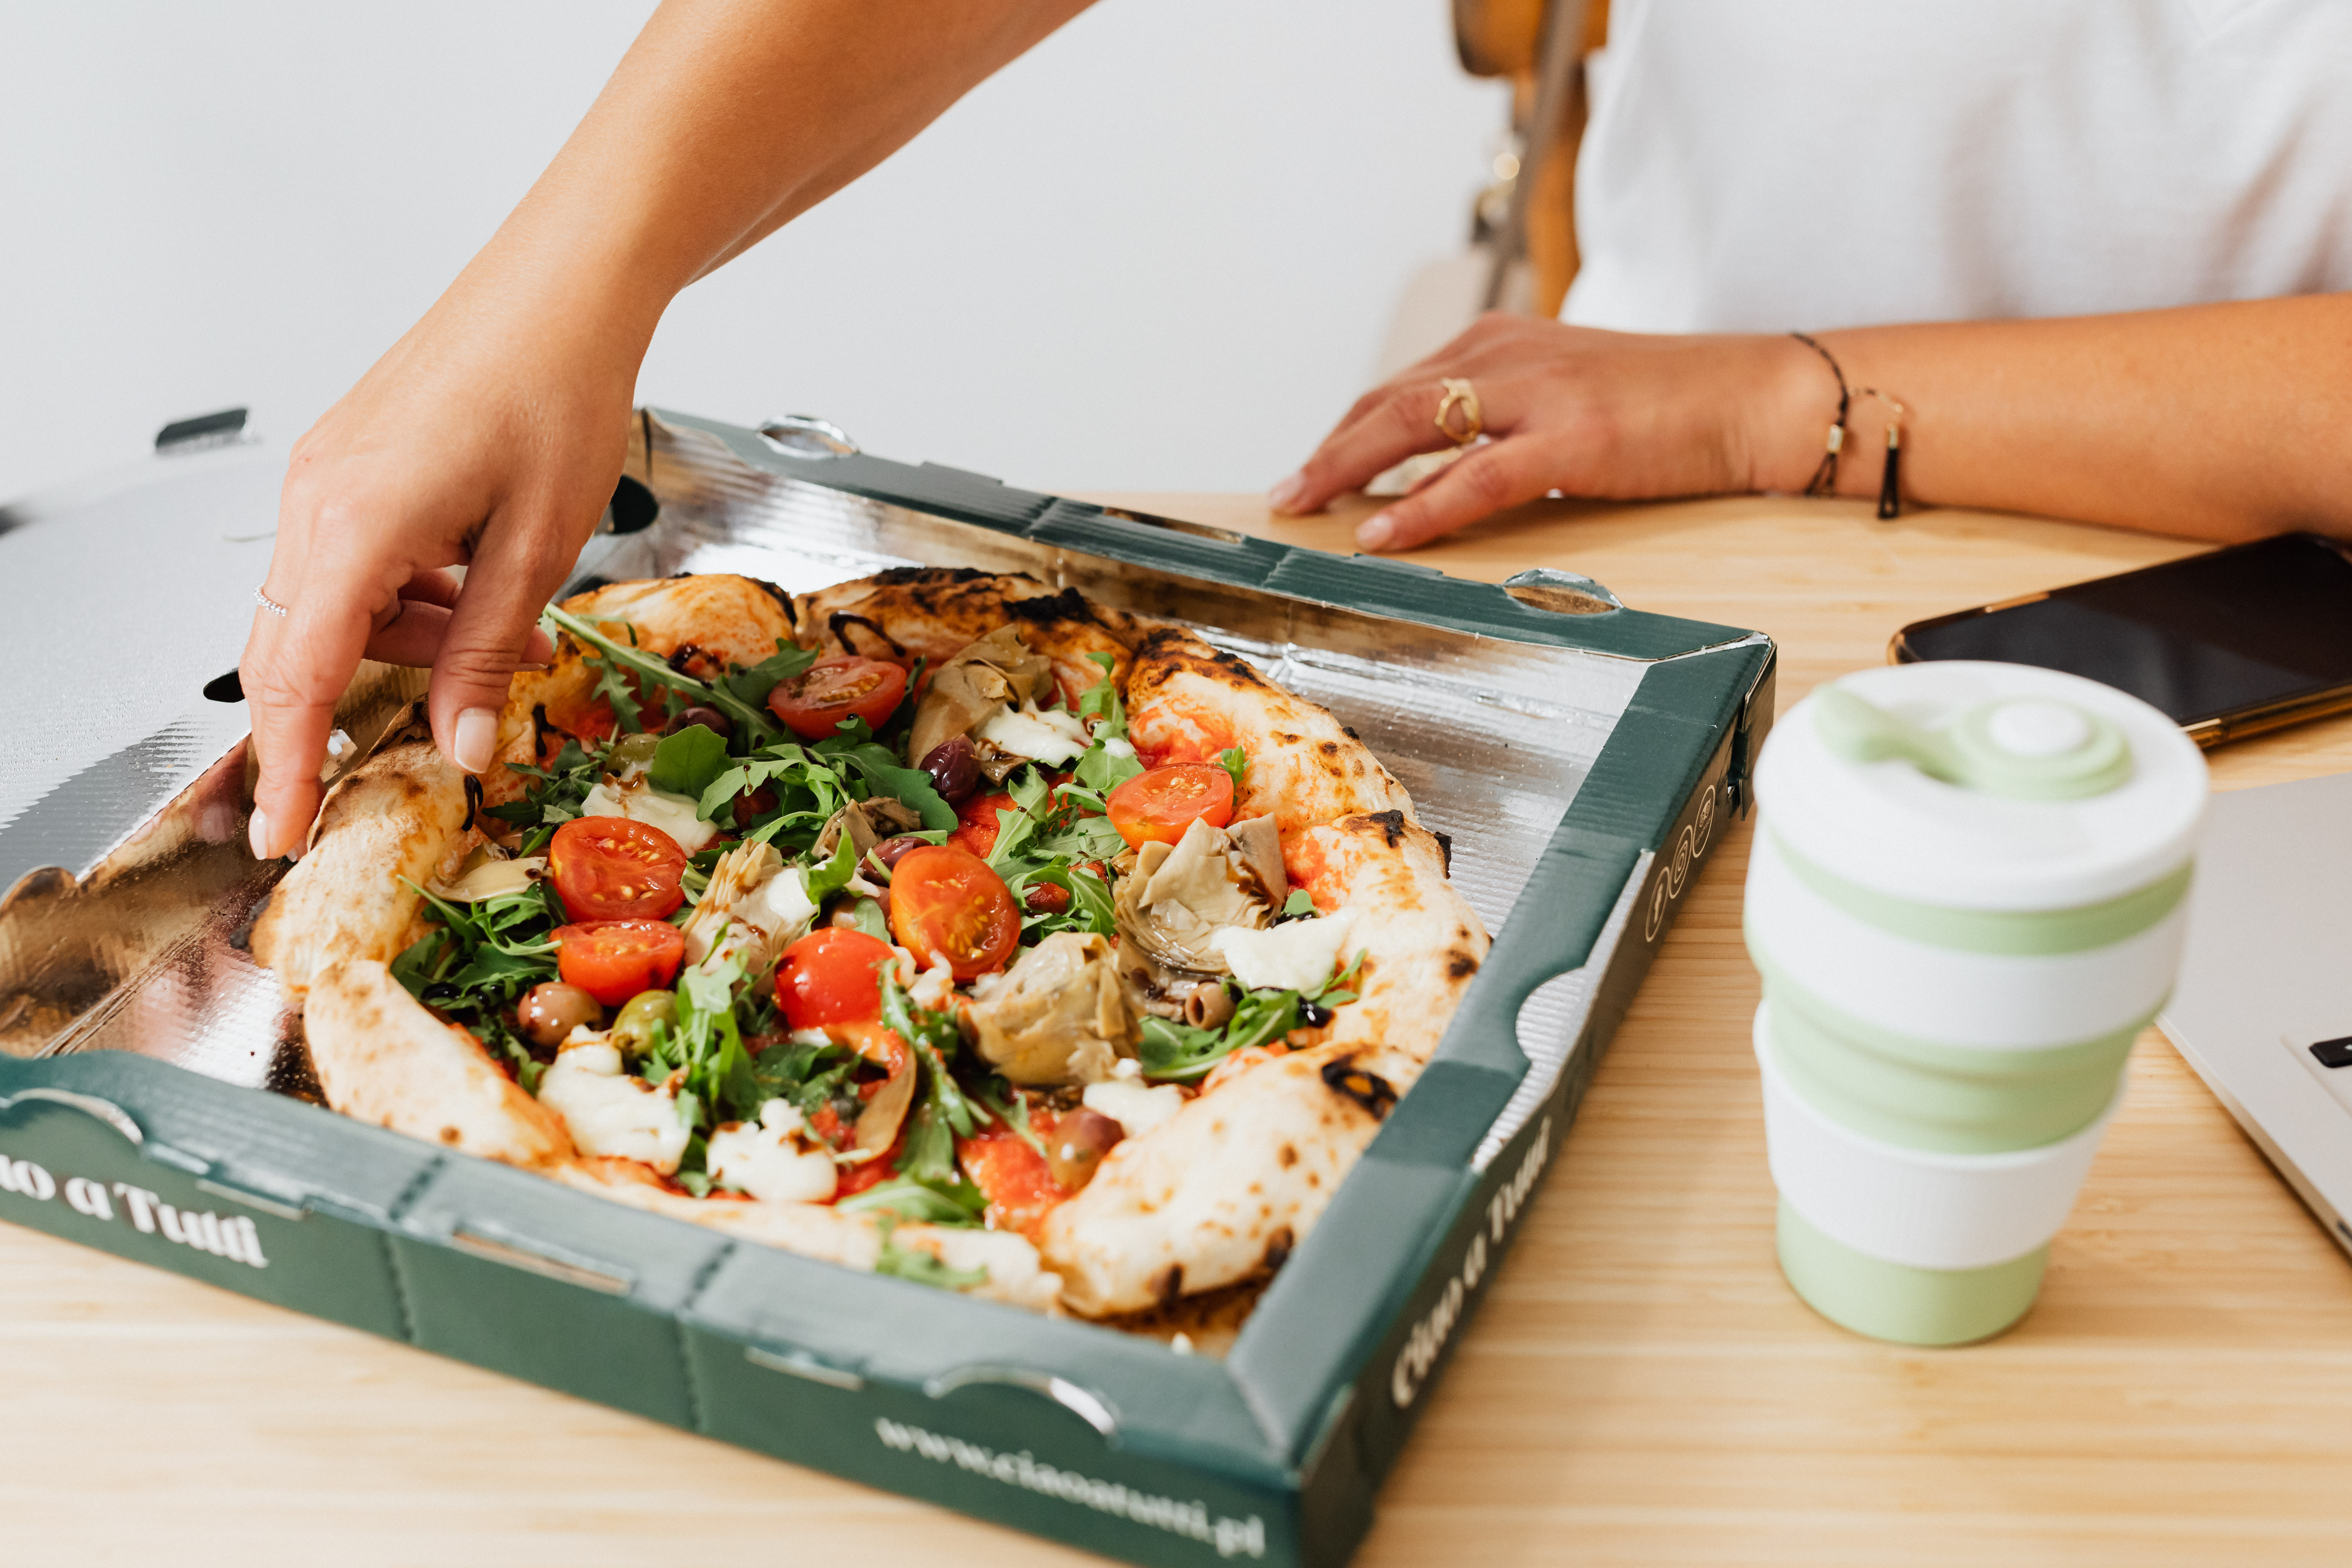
left=1788, top=332, right=1905, bottom=520
left=1789, top=332, right=1849, bottom=496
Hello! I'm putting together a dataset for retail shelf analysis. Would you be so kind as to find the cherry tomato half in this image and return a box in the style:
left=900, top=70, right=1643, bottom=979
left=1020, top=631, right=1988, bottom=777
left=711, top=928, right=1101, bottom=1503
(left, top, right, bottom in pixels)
left=776, top=927, right=899, bottom=1031
left=548, top=816, right=688, bottom=921
left=766, top=656, right=909, bottom=741
left=888, top=846, right=1021, bottom=981
left=1106, top=763, right=1235, bottom=850
left=553, top=920, right=686, bottom=1007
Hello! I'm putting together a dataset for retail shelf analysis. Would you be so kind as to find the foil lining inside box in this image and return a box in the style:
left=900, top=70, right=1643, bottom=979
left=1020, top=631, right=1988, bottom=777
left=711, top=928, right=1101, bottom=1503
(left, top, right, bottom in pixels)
left=0, top=408, right=1697, bottom=1181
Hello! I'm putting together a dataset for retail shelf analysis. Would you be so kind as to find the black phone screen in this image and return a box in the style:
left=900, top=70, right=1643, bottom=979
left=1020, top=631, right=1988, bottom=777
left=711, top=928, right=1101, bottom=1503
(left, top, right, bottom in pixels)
left=1895, top=533, right=2352, bottom=727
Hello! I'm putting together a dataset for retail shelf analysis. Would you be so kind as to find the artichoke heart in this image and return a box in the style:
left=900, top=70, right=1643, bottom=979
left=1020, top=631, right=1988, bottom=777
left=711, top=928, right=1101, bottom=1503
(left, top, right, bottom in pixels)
left=680, top=840, right=786, bottom=967
left=967, top=932, right=1133, bottom=1085
left=1113, top=814, right=1289, bottom=976
left=907, top=624, right=1053, bottom=766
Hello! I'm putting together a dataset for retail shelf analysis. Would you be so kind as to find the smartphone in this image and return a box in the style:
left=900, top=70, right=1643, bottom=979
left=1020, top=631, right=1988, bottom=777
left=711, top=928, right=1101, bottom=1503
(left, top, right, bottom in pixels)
left=1891, top=532, right=2352, bottom=747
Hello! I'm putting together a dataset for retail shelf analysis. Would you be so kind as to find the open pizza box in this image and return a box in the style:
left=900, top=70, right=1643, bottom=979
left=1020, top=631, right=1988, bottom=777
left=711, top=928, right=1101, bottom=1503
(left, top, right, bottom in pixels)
left=0, top=409, right=1772, bottom=1568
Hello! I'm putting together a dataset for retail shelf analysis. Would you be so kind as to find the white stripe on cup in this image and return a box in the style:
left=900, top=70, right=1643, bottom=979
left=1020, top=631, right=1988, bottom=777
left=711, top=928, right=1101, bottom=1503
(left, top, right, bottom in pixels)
left=1745, top=829, right=2185, bottom=1050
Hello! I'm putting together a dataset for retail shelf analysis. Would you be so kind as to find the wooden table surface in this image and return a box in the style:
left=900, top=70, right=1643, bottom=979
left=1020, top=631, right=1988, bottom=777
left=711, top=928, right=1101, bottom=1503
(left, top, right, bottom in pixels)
left=7, top=491, right=2351, bottom=1565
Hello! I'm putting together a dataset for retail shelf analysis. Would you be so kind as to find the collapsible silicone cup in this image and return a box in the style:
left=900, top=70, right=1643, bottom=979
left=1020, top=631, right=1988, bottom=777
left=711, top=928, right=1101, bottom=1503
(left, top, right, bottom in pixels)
left=1745, top=663, right=2207, bottom=1346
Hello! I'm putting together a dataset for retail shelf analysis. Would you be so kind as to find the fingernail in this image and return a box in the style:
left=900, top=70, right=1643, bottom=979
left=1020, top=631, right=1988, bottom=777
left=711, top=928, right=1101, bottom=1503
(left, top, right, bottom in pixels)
left=453, top=707, right=498, bottom=774
left=1267, top=473, right=1308, bottom=513
left=1356, top=513, right=1396, bottom=551
left=247, top=808, right=274, bottom=860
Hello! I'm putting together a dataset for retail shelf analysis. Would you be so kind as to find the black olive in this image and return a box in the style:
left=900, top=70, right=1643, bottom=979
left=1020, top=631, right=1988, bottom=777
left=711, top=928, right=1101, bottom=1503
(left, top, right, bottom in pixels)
left=674, top=704, right=734, bottom=739
left=517, top=982, right=602, bottom=1048
left=1299, top=1000, right=1333, bottom=1028
left=920, top=736, right=980, bottom=803
left=872, top=835, right=926, bottom=874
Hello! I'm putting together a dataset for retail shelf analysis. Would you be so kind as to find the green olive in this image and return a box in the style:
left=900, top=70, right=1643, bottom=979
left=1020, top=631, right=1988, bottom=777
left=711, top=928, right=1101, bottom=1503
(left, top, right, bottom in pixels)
left=607, top=733, right=662, bottom=773
left=610, top=989, right=677, bottom=1059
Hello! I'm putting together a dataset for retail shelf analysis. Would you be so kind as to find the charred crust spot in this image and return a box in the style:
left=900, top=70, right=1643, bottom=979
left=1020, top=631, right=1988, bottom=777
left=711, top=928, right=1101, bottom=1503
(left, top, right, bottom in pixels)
left=1322, top=1055, right=1399, bottom=1120
left=1007, top=587, right=1100, bottom=626
left=1154, top=1264, right=1185, bottom=1308
left=1261, top=1226, right=1294, bottom=1274
left=1278, top=1142, right=1298, bottom=1169
left=870, top=565, right=996, bottom=587
left=1317, top=739, right=1341, bottom=756
left=439, top=1126, right=462, bottom=1145
left=666, top=642, right=704, bottom=675
left=462, top=774, right=483, bottom=833
left=1341, top=726, right=1362, bottom=741
left=1366, top=809, right=1407, bottom=847
left=749, top=577, right=797, bottom=624
left=827, top=612, right=910, bottom=660
left=1447, top=950, right=1479, bottom=980
left=1434, top=830, right=1454, bottom=874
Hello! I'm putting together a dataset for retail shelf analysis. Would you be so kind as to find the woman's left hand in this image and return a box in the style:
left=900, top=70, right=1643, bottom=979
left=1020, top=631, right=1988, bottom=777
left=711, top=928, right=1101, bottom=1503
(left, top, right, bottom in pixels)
left=1268, top=313, right=1817, bottom=551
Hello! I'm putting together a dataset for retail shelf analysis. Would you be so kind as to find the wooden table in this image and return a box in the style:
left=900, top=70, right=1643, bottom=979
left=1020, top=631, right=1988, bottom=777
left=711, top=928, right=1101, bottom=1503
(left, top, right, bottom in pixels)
left=7, top=493, right=2350, bottom=1565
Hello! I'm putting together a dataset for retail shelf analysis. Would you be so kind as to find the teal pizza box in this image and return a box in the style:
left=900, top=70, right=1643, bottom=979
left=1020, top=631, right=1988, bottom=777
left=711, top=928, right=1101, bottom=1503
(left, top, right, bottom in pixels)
left=0, top=409, right=1775, bottom=1568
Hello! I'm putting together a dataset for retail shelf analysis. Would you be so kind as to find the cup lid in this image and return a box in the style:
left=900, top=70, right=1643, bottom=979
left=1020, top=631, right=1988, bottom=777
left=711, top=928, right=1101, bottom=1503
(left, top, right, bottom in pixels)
left=1756, top=662, right=2208, bottom=911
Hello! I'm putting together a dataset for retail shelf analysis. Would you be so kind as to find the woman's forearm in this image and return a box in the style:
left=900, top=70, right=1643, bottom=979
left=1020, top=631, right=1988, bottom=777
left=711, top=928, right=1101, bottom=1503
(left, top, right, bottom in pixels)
left=1793, top=297, right=2352, bottom=542
left=451, top=0, right=1094, bottom=336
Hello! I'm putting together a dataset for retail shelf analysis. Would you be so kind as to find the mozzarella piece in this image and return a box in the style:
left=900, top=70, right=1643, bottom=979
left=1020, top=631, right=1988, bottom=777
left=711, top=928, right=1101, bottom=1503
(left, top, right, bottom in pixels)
left=1083, top=1079, right=1187, bottom=1138
left=537, top=1041, right=693, bottom=1172
left=977, top=702, right=1091, bottom=765
left=435, top=856, right=546, bottom=901
left=1212, top=907, right=1359, bottom=995
left=1099, top=736, right=1136, bottom=760
left=707, top=1099, right=839, bottom=1203
left=757, top=864, right=822, bottom=947
left=579, top=780, right=719, bottom=853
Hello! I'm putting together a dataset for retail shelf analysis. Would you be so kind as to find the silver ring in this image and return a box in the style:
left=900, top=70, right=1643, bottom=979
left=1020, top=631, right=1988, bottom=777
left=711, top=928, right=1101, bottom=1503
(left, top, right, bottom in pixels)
left=254, top=586, right=291, bottom=618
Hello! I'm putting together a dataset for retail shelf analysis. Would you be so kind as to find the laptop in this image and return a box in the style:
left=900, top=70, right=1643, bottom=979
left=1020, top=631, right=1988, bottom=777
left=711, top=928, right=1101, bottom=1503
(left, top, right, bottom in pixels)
left=2160, top=769, right=2352, bottom=1258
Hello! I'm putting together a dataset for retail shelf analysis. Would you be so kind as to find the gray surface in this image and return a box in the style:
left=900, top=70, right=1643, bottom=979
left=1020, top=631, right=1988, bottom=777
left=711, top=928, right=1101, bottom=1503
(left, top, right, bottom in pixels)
left=2158, top=769, right=2352, bottom=1256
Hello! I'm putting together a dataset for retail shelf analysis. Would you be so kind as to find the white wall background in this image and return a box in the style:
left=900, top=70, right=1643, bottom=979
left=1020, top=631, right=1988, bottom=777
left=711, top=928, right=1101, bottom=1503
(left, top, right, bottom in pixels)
left=0, top=2, right=1503, bottom=506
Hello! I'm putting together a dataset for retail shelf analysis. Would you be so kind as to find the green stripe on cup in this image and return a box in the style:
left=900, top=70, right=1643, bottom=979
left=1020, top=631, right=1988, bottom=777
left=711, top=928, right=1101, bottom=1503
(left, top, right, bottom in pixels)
left=1748, top=943, right=2146, bottom=1153
left=1776, top=1199, right=2045, bottom=1347
left=1771, top=830, right=2192, bottom=956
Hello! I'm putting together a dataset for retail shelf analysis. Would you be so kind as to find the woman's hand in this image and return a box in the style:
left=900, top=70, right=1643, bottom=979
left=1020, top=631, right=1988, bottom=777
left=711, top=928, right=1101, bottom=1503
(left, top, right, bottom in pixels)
left=1269, top=314, right=1819, bottom=551
left=237, top=276, right=653, bottom=859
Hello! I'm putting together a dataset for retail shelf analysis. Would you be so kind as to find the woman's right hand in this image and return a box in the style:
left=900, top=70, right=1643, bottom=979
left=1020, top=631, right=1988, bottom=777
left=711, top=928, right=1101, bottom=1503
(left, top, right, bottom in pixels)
left=238, top=271, right=657, bottom=859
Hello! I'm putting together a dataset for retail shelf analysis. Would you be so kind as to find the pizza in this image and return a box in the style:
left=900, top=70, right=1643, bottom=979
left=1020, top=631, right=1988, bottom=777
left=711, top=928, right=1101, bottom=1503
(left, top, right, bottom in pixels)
left=254, top=569, right=1488, bottom=1330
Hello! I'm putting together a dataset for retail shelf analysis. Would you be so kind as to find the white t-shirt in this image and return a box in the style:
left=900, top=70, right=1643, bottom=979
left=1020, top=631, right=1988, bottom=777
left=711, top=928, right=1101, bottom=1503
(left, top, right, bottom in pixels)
left=1562, top=0, right=2352, bottom=333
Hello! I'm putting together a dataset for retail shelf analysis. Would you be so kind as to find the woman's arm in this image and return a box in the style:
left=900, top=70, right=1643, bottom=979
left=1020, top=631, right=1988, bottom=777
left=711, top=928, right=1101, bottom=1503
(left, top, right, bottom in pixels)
left=1274, top=295, right=2352, bottom=551
left=241, top=0, right=1092, bottom=859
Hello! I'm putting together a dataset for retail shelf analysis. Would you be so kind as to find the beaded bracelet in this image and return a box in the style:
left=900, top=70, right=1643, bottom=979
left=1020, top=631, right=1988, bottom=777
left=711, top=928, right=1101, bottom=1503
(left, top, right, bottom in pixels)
left=1790, top=331, right=1905, bottom=520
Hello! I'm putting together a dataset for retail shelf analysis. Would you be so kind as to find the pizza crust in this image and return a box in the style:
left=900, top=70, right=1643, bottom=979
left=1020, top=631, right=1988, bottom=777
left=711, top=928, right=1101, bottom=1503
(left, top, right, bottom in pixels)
left=1040, top=810, right=1483, bottom=1314
left=303, top=958, right=576, bottom=1167
left=250, top=734, right=475, bottom=1000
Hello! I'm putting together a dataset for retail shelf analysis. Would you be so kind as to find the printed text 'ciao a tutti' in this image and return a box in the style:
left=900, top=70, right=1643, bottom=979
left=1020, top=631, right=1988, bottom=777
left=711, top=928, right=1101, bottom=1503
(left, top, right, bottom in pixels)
left=0, top=1153, right=269, bottom=1268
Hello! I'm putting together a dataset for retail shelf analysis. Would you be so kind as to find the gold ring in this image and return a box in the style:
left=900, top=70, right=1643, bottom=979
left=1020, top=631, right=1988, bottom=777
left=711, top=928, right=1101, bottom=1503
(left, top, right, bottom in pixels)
left=1435, top=377, right=1482, bottom=446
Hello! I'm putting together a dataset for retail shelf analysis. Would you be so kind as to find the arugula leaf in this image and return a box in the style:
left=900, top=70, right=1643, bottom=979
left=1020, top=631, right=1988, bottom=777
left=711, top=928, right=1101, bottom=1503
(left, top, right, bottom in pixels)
left=1281, top=889, right=1318, bottom=920
left=880, top=972, right=987, bottom=1187
left=1138, top=987, right=1301, bottom=1082
left=647, top=723, right=731, bottom=802
left=984, top=768, right=1054, bottom=872
left=802, top=831, right=859, bottom=905
left=1075, top=651, right=1128, bottom=740
left=1073, top=737, right=1143, bottom=795
left=1218, top=747, right=1249, bottom=795
left=818, top=740, right=956, bottom=830
left=844, top=895, right=891, bottom=942
left=720, top=639, right=818, bottom=714
left=541, top=605, right=780, bottom=743
left=872, top=1215, right=988, bottom=1291
left=975, top=1080, right=1048, bottom=1159
left=837, top=1174, right=987, bottom=1226
left=486, top=738, right=602, bottom=835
